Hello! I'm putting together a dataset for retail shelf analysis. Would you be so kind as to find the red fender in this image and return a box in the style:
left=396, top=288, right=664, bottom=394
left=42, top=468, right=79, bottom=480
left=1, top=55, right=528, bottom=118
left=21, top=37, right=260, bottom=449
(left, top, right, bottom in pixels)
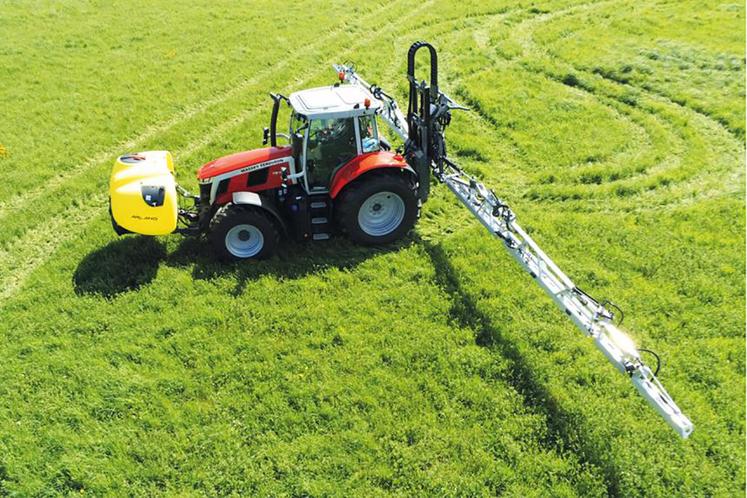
left=329, top=151, right=414, bottom=199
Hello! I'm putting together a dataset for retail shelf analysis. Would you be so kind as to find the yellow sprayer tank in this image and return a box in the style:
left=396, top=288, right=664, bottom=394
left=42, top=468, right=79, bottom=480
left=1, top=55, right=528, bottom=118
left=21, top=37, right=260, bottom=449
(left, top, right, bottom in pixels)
left=109, top=151, right=178, bottom=236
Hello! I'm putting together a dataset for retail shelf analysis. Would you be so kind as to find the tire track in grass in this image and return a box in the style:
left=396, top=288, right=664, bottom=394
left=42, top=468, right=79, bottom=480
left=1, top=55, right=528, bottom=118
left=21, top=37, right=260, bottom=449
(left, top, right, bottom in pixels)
left=392, top=4, right=675, bottom=211
left=506, top=0, right=744, bottom=211
left=429, top=0, right=742, bottom=214
left=0, top=0, right=436, bottom=306
left=406, top=0, right=742, bottom=215
left=453, top=74, right=697, bottom=211
left=0, top=0, right=403, bottom=223
left=476, top=3, right=691, bottom=207
left=553, top=73, right=743, bottom=212
left=569, top=72, right=745, bottom=210
left=519, top=3, right=745, bottom=143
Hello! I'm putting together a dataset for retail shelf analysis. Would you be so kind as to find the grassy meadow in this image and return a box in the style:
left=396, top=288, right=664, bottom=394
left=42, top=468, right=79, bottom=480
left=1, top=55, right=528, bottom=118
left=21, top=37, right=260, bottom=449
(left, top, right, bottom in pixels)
left=0, top=0, right=744, bottom=495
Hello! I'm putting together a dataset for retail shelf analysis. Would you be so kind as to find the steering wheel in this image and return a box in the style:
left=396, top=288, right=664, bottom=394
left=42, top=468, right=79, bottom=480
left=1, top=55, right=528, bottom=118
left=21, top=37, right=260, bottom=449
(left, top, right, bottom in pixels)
left=315, top=128, right=330, bottom=142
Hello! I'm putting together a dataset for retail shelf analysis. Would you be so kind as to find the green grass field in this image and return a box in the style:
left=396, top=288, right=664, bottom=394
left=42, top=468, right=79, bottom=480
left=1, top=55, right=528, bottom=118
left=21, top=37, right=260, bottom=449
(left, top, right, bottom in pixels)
left=0, top=0, right=744, bottom=495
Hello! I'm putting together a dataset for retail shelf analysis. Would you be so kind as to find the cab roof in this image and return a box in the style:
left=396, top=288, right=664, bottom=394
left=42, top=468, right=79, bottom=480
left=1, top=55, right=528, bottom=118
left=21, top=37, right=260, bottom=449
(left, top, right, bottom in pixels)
left=289, top=84, right=381, bottom=120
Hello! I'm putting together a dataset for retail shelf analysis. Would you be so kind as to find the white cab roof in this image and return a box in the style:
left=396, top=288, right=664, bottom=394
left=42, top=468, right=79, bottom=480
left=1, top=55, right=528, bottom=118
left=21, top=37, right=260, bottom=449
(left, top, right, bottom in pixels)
left=289, top=84, right=381, bottom=120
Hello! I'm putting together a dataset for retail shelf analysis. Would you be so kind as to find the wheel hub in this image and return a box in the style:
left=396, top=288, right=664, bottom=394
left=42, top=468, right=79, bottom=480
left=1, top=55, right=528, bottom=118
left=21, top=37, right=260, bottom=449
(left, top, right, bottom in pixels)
left=225, top=224, right=264, bottom=258
left=357, top=191, right=406, bottom=237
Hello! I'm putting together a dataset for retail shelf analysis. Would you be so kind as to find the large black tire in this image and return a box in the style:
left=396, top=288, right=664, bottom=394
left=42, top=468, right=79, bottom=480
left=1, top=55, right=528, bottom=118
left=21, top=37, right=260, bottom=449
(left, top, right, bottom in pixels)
left=336, top=172, right=419, bottom=245
left=208, top=204, right=279, bottom=261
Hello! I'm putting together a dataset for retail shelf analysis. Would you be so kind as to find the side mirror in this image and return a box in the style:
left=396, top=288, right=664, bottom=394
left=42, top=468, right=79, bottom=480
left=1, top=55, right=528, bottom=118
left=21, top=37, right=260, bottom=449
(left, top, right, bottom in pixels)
left=262, top=127, right=270, bottom=145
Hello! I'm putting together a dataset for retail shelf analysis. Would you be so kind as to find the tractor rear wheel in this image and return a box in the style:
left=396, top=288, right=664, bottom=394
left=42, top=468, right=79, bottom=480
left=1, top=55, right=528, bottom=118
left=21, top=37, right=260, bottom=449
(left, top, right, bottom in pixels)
left=209, top=205, right=279, bottom=261
left=337, top=172, right=419, bottom=245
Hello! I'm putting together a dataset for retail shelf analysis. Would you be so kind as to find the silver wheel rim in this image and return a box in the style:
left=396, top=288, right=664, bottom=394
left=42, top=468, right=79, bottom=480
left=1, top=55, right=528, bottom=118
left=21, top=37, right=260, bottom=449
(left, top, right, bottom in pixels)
left=225, top=224, right=264, bottom=258
left=357, top=191, right=406, bottom=237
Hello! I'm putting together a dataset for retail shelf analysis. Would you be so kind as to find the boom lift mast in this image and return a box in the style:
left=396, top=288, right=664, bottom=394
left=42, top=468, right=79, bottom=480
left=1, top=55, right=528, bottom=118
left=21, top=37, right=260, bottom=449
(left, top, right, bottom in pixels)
left=335, top=42, right=693, bottom=438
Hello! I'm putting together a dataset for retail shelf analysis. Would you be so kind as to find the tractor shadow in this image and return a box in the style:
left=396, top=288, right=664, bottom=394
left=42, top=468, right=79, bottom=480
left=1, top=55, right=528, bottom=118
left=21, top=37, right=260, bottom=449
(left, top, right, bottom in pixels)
left=167, top=235, right=411, bottom=297
left=73, top=236, right=167, bottom=298
left=418, top=237, right=624, bottom=497
left=74, top=233, right=409, bottom=298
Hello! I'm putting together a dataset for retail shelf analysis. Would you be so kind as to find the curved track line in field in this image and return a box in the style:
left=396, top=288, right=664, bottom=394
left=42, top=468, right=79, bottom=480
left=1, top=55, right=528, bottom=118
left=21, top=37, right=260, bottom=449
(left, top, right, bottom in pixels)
left=582, top=76, right=745, bottom=209
left=519, top=6, right=745, bottom=143
left=394, top=4, right=659, bottom=198
left=509, top=72, right=693, bottom=199
left=386, top=2, right=668, bottom=206
left=0, top=1, right=402, bottom=223
left=405, top=0, right=743, bottom=215
left=497, top=2, right=690, bottom=192
left=412, top=0, right=744, bottom=214
left=0, top=0, right=437, bottom=306
left=504, top=1, right=744, bottom=211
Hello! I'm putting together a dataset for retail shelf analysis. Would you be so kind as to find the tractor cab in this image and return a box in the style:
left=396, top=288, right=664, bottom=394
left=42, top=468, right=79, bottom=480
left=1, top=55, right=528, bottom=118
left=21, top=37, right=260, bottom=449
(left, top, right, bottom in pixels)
left=270, top=84, right=384, bottom=193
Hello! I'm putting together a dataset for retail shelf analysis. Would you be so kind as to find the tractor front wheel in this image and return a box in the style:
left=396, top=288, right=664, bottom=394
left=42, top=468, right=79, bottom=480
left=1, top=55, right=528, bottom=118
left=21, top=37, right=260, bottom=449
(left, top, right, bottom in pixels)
left=337, top=172, right=419, bottom=245
left=209, top=205, right=279, bottom=261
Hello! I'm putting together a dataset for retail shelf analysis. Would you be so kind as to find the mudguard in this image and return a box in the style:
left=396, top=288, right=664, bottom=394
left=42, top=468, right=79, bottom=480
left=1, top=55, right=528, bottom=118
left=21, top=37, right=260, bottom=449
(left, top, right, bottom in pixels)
left=231, top=191, right=288, bottom=237
left=329, top=151, right=415, bottom=199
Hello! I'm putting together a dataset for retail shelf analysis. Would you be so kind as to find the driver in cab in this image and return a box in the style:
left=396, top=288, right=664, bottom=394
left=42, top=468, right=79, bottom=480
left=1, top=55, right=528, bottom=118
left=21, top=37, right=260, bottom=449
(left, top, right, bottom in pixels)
left=307, top=118, right=357, bottom=187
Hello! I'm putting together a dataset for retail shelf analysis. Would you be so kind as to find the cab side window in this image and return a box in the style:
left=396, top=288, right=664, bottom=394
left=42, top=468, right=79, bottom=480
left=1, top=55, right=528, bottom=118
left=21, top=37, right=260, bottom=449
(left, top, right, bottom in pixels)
left=306, top=118, right=358, bottom=189
left=359, top=115, right=379, bottom=153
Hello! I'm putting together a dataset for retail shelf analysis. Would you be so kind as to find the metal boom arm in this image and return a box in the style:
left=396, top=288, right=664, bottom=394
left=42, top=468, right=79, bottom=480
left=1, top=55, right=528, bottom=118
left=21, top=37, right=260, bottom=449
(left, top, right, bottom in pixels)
left=439, top=158, right=693, bottom=438
left=333, top=48, right=693, bottom=438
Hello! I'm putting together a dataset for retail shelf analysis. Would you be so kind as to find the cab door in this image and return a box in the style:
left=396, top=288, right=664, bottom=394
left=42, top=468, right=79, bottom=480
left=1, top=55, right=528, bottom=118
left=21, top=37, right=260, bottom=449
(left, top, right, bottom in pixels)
left=304, top=117, right=360, bottom=192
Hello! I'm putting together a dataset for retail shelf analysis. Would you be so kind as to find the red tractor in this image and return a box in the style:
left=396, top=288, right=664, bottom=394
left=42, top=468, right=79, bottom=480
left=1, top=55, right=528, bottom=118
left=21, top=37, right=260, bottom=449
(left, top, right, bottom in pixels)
left=111, top=44, right=438, bottom=260
left=108, top=42, right=693, bottom=437
left=196, top=83, right=420, bottom=260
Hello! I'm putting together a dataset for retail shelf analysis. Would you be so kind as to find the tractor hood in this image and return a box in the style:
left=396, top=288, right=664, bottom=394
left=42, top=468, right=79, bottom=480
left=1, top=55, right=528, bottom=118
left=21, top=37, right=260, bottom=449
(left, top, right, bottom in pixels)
left=197, top=146, right=292, bottom=181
